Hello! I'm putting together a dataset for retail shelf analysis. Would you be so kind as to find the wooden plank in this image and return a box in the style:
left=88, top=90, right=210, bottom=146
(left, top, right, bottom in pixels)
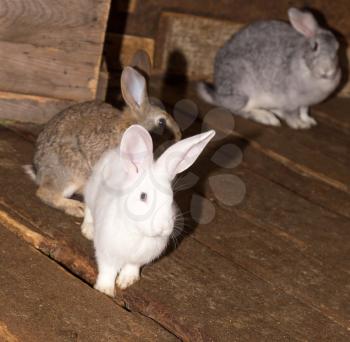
left=198, top=146, right=350, bottom=271
left=114, top=0, right=138, bottom=13
left=231, top=117, right=350, bottom=193
left=2, top=207, right=350, bottom=342
left=170, top=111, right=350, bottom=272
left=190, top=205, right=350, bottom=331
left=0, top=225, right=177, bottom=342
left=154, top=12, right=350, bottom=97
left=109, top=0, right=350, bottom=45
left=240, top=142, right=350, bottom=219
left=1, top=128, right=350, bottom=340
left=0, top=92, right=74, bottom=124
left=96, top=67, right=109, bottom=101
left=315, top=97, right=350, bottom=134
left=174, top=124, right=350, bottom=330
left=155, top=12, right=242, bottom=80
left=0, top=0, right=111, bottom=101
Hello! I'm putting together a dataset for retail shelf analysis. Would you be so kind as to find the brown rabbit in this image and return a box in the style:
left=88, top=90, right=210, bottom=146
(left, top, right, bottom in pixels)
left=25, top=51, right=181, bottom=217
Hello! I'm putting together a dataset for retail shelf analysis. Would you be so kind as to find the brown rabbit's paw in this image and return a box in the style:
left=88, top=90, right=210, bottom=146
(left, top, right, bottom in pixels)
left=81, top=221, right=94, bottom=240
left=64, top=199, right=85, bottom=218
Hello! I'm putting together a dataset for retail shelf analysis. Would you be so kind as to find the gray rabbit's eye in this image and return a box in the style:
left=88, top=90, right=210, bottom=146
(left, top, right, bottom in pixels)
left=311, top=41, right=318, bottom=52
left=158, top=118, right=166, bottom=128
left=140, top=192, right=147, bottom=202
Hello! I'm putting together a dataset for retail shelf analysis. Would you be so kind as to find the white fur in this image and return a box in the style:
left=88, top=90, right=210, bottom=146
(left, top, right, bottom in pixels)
left=83, top=125, right=215, bottom=296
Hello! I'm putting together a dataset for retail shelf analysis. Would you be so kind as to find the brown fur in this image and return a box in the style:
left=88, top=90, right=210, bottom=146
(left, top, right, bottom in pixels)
left=31, top=54, right=181, bottom=217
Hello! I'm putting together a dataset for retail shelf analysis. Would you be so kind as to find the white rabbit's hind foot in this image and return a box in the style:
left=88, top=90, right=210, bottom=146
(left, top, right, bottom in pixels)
left=246, top=109, right=281, bottom=127
left=116, top=265, right=140, bottom=290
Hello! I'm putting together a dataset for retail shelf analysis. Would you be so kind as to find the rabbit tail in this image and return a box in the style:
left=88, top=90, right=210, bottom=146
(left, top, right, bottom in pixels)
left=23, top=164, right=37, bottom=183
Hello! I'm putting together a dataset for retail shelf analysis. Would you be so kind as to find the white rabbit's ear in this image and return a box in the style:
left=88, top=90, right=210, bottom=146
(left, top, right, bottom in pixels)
left=120, top=125, right=153, bottom=175
left=157, top=130, right=215, bottom=180
left=288, top=8, right=318, bottom=38
left=121, top=67, right=149, bottom=111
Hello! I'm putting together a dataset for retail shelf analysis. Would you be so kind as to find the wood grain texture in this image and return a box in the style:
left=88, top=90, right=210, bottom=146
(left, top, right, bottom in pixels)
left=0, top=0, right=111, bottom=101
left=155, top=12, right=242, bottom=80
left=109, top=0, right=350, bottom=40
left=0, top=92, right=74, bottom=124
left=315, top=97, right=350, bottom=133
left=0, top=225, right=177, bottom=342
left=114, top=0, right=137, bottom=13
left=1, top=123, right=350, bottom=340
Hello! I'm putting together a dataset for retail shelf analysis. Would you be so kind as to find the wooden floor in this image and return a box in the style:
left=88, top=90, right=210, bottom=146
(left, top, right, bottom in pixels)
left=0, top=85, right=349, bottom=341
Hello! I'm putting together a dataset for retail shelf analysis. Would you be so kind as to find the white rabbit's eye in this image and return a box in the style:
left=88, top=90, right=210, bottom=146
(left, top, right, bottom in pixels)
left=158, top=118, right=166, bottom=128
left=140, top=192, right=147, bottom=202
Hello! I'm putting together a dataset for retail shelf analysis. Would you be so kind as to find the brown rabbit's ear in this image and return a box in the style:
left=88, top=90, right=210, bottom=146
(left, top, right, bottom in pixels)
left=130, top=50, right=152, bottom=77
left=121, top=66, right=149, bottom=112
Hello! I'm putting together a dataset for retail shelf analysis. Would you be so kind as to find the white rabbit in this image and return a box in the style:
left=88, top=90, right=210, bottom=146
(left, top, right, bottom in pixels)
left=82, top=124, right=215, bottom=296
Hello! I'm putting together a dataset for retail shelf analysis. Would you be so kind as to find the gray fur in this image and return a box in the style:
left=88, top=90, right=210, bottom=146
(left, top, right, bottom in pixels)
left=199, top=8, right=341, bottom=128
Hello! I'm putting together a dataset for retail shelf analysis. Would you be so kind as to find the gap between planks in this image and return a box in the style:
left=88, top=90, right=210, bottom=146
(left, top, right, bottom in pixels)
left=189, top=232, right=350, bottom=332
left=0, top=200, right=184, bottom=340
left=231, top=131, right=349, bottom=194
left=1, top=193, right=350, bottom=334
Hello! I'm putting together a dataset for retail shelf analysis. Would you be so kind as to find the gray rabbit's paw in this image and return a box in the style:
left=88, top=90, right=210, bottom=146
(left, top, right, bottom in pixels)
left=64, top=199, right=85, bottom=217
left=248, top=109, right=281, bottom=126
left=116, top=265, right=140, bottom=290
left=286, top=116, right=317, bottom=129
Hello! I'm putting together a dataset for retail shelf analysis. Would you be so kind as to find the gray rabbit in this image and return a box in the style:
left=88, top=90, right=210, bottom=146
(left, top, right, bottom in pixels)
left=25, top=51, right=181, bottom=217
left=198, top=8, right=341, bottom=129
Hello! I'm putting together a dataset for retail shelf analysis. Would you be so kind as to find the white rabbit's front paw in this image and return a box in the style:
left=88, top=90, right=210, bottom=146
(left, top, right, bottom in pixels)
left=94, top=266, right=118, bottom=297
left=94, top=281, right=115, bottom=297
left=116, top=265, right=140, bottom=290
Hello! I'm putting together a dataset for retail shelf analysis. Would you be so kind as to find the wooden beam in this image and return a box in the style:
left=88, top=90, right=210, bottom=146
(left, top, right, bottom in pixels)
left=0, top=0, right=111, bottom=101
left=0, top=92, right=74, bottom=124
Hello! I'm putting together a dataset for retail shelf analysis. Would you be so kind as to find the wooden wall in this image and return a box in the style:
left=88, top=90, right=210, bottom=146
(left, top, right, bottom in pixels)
left=0, top=0, right=111, bottom=123
left=107, top=0, right=350, bottom=96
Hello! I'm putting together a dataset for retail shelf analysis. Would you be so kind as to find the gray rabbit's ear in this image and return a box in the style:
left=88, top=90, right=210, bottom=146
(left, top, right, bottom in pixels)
left=130, top=50, right=152, bottom=77
left=121, top=66, right=149, bottom=111
left=288, top=8, right=318, bottom=38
